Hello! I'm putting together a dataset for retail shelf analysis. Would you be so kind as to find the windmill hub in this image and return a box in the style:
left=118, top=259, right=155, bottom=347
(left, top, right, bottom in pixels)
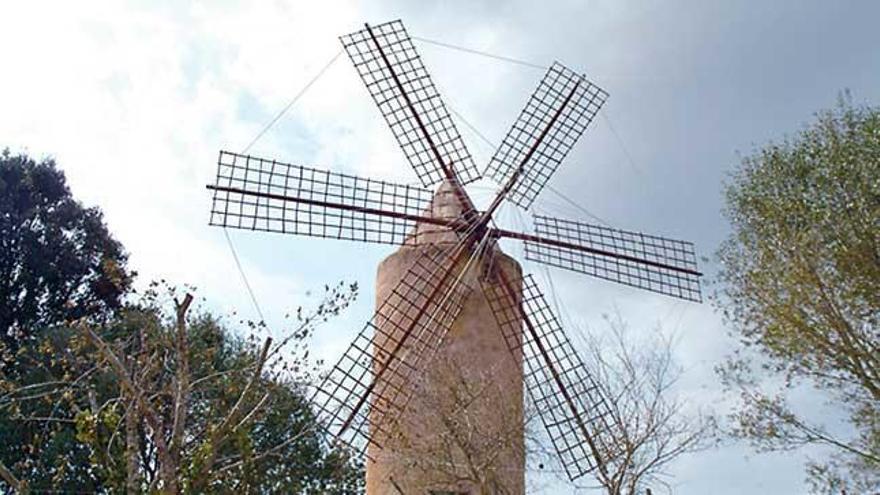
left=408, top=178, right=473, bottom=246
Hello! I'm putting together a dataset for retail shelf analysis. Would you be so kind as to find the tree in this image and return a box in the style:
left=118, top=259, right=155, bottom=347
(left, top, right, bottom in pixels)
left=716, top=95, right=880, bottom=493
left=0, top=149, right=132, bottom=350
left=0, top=282, right=364, bottom=493
left=391, top=357, right=533, bottom=495
left=386, top=315, right=712, bottom=495
left=577, top=316, right=715, bottom=495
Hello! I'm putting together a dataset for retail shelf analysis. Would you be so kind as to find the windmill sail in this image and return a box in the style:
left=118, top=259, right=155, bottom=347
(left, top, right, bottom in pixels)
left=205, top=19, right=706, bottom=489
left=482, top=273, right=614, bottom=481
left=208, top=151, right=444, bottom=245
left=484, top=62, right=607, bottom=209
left=311, top=245, right=472, bottom=453
left=341, top=20, right=481, bottom=188
left=524, top=214, right=702, bottom=302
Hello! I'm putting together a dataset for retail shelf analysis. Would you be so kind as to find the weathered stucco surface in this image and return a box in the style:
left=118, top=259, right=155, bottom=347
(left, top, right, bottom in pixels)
left=366, top=180, right=525, bottom=494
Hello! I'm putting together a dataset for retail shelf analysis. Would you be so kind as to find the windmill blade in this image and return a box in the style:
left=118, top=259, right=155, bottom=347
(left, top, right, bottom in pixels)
left=310, top=245, right=472, bottom=454
left=340, top=20, right=481, bottom=188
left=208, top=150, right=458, bottom=245
left=516, top=215, right=702, bottom=302
left=484, top=62, right=607, bottom=210
left=481, top=273, right=613, bottom=481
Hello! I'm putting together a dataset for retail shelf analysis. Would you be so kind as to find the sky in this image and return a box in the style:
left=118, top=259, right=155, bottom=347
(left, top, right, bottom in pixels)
left=2, top=1, right=879, bottom=493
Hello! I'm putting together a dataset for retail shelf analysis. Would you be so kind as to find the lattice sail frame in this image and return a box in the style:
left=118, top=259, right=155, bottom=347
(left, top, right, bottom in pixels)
left=524, top=215, right=702, bottom=302
left=311, top=246, right=472, bottom=453
left=482, top=273, right=613, bottom=480
left=341, top=20, right=481, bottom=188
left=484, top=62, right=608, bottom=209
left=209, top=151, right=436, bottom=245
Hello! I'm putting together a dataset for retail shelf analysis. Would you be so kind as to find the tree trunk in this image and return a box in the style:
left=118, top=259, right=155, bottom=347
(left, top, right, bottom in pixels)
left=125, top=389, right=140, bottom=493
left=0, top=462, right=27, bottom=494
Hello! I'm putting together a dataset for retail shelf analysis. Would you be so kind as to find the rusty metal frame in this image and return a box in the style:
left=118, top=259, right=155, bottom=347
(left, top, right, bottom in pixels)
left=310, top=245, right=472, bottom=453
left=341, top=20, right=481, bottom=189
left=483, top=62, right=608, bottom=209
left=522, top=215, right=702, bottom=302
left=208, top=150, right=445, bottom=245
left=482, top=272, right=613, bottom=480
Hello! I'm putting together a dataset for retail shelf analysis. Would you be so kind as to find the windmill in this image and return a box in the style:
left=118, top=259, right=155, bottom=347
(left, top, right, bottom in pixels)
left=206, top=19, right=702, bottom=489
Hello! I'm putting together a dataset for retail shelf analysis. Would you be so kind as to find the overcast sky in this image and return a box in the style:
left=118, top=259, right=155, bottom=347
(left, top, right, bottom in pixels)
left=2, top=1, right=879, bottom=493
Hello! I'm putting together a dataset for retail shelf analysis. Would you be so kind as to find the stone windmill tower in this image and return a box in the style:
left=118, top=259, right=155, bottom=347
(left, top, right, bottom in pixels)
left=207, top=19, right=703, bottom=494
left=371, top=179, right=526, bottom=493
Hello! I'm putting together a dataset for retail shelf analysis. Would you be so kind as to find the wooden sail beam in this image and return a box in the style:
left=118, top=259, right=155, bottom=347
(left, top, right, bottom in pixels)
left=207, top=183, right=702, bottom=278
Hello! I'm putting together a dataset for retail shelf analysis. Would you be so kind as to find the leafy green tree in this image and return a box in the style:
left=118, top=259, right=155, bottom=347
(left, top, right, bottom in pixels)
left=0, top=149, right=363, bottom=492
left=0, top=282, right=364, bottom=493
left=716, top=95, right=879, bottom=493
left=0, top=149, right=131, bottom=351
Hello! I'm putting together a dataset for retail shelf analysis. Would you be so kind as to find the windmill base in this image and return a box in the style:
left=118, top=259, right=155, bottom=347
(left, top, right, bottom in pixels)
left=367, top=245, right=525, bottom=495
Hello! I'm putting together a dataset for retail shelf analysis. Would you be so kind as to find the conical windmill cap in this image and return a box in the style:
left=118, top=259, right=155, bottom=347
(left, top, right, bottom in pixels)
left=406, top=178, right=471, bottom=245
